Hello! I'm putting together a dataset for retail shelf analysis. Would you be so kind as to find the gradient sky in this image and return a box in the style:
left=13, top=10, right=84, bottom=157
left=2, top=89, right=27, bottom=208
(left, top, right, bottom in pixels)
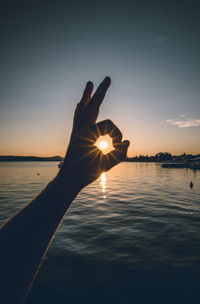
left=1, top=0, right=200, bottom=157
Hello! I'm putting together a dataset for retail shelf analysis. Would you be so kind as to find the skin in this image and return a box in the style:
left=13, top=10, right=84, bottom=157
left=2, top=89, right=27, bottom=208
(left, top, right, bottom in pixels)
left=0, top=77, right=129, bottom=303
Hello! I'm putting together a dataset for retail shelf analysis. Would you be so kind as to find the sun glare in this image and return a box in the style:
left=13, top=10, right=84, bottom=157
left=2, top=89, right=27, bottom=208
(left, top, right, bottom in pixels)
left=99, top=141, right=108, bottom=150
left=95, top=134, right=114, bottom=155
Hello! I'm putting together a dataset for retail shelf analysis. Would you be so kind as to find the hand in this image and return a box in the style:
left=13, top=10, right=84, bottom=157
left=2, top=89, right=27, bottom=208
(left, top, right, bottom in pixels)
left=58, top=77, right=130, bottom=190
left=0, top=79, right=129, bottom=302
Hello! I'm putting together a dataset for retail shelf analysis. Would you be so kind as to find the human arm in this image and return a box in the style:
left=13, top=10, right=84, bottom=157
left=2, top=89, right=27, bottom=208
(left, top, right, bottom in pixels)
left=0, top=77, right=129, bottom=303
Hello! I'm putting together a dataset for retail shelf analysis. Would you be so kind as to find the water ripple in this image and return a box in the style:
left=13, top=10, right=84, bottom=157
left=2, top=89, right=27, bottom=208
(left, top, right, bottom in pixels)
left=1, top=162, right=200, bottom=303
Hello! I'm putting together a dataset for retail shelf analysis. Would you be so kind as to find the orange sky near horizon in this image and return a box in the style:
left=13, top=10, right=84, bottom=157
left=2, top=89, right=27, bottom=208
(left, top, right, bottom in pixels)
left=1, top=106, right=199, bottom=157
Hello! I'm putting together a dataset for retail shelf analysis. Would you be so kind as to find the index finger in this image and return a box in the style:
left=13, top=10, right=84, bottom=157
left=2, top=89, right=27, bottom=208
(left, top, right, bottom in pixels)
left=90, top=119, right=123, bottom=143
left=79, top=81, right=93, bottom=110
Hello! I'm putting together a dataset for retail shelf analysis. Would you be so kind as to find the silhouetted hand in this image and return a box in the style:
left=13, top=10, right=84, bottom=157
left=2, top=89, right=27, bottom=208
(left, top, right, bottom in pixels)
left=0, top=77, right=130, bottom=303
left=58, top=77, right=130, bottom=190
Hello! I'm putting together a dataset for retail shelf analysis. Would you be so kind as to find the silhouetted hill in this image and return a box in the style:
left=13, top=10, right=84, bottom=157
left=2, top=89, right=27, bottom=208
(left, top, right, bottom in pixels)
left=0, top=156, right=63, bottom=162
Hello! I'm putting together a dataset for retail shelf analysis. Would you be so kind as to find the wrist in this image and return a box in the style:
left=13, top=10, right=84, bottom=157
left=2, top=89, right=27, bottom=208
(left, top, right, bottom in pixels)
left=52, top=170, right=82, bottom=201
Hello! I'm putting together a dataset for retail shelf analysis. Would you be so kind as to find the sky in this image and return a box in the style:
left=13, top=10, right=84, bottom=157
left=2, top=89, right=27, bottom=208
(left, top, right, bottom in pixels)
left=1, top=0, right=200, bottom=157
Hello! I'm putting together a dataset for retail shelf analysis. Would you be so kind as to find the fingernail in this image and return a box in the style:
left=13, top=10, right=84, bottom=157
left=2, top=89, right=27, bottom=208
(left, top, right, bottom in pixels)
left=87, top=81, right=93, bottom=87
left=124, top=140, right=130, bottom=147
left=104, top=76, right=111, bottom=85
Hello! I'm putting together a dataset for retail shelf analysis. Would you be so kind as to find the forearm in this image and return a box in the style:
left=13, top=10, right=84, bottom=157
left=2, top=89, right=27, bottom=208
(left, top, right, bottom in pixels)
left=0, top=174, right=80, bottom=303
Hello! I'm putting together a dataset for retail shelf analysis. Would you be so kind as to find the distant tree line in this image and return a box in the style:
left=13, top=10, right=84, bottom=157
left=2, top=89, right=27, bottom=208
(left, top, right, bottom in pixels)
left=0, top=156, right=63, bottom=162
left=126, top=152, right=199, bottom=162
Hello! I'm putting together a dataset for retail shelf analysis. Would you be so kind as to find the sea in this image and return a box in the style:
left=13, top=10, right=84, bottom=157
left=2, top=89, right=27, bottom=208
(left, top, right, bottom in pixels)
left=0, top=162, right=200, bottom=304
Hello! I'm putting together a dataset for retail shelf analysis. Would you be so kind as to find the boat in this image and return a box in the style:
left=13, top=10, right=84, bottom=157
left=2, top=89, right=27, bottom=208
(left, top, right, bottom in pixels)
left=161, top=162, right=200, bottom=170
left=58, top=161, right=63, bottom=168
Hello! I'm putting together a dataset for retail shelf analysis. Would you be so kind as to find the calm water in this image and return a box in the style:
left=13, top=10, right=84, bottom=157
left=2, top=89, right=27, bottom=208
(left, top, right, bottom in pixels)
left=0, top=162, right=200, bottom=303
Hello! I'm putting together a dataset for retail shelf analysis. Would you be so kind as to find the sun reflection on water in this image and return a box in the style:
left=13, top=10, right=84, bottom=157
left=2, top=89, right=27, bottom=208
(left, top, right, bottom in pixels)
left=100, top=172, right=107, bottom=198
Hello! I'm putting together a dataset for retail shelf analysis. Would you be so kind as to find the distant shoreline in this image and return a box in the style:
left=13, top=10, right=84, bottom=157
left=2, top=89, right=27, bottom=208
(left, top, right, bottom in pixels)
left=0, top=156, right=63, bottom=162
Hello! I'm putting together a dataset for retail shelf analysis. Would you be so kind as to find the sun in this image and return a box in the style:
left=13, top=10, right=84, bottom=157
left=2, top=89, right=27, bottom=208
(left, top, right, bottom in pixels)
left=94, top=135, right=114, bottom=155
left=99, top=141, right=108, bottom=150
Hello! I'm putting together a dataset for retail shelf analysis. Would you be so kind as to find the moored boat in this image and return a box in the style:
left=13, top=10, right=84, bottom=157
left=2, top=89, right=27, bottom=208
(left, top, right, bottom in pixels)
left=58, top=161, right=63, bottom=168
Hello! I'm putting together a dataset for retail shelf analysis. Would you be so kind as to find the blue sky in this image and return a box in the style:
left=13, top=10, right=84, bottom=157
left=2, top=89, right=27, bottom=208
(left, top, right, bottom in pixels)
left=1, top=0, right=200, bottom=156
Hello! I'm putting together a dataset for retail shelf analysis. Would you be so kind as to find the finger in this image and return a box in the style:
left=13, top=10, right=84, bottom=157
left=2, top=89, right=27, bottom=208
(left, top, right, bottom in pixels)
left=102, top=140, right=130, bottom=171
left=73, top=81, right=93, bottom=127
left=113, top=140, right=130, bottom=151
left=73, top=103, right=79, bottom=127
left=83, top=77, right=111, bottom=124
left=93, top=119, right=122, bottom=143
left=91, top=76, right=111, bottom=108
left=79, top=81, right=94, bottom=110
